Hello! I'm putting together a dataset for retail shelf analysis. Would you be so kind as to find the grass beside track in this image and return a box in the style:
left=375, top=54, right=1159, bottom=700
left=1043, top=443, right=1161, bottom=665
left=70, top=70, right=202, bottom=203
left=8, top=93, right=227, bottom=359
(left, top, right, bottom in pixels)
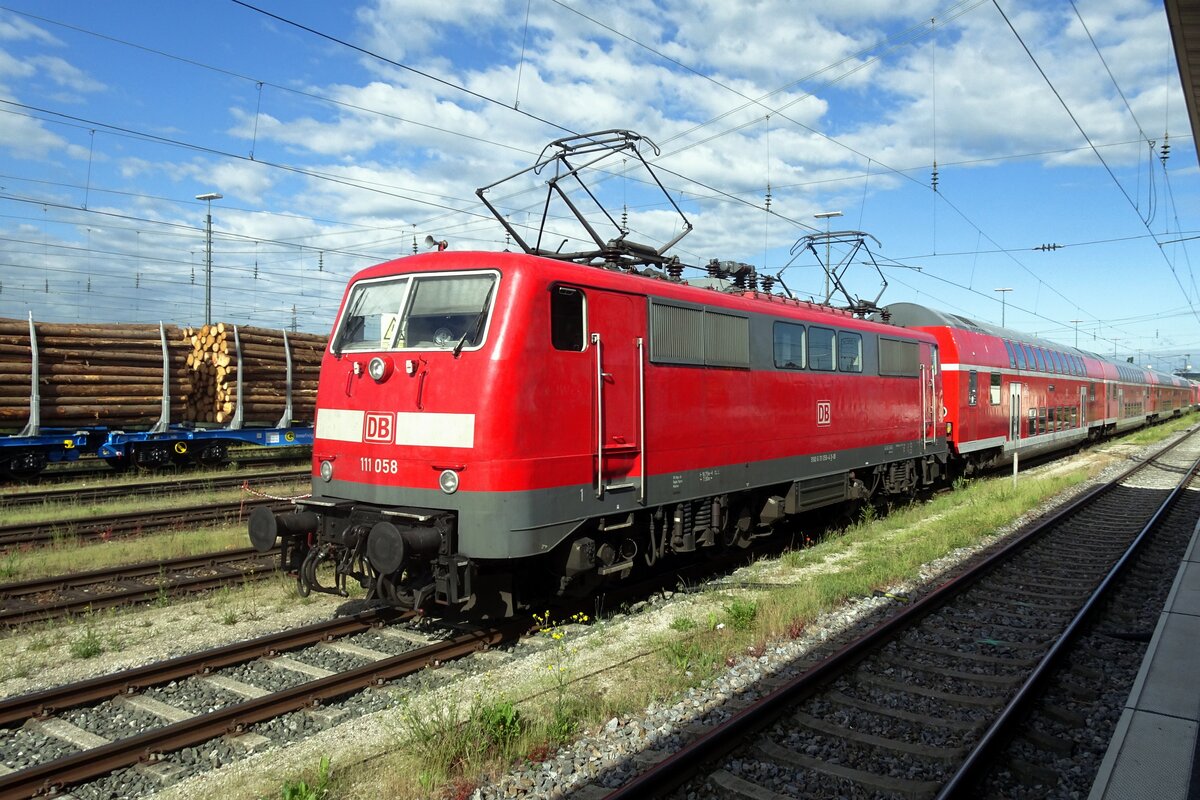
left=237, top=415, right=1195, bottom=800
left=0, top=479, right=309, bottom=529
left=0, top=525, right=251, bottom=583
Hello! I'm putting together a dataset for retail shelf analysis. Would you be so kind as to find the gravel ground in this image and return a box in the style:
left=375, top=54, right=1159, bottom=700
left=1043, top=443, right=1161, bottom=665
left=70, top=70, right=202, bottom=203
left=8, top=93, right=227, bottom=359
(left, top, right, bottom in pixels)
left=1, top=427, right=1188, bottom=800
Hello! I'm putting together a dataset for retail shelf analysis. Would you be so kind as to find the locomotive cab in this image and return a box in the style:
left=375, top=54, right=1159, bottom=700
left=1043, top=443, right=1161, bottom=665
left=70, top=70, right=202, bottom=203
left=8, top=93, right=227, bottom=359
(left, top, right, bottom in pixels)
left=251, top=260, right=507, bottom=612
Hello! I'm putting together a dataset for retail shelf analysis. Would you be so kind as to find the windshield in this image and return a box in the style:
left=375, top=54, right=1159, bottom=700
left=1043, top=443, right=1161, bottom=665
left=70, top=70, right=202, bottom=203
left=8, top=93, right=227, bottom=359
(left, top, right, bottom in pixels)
left=334, top=271, right=498, bottom=353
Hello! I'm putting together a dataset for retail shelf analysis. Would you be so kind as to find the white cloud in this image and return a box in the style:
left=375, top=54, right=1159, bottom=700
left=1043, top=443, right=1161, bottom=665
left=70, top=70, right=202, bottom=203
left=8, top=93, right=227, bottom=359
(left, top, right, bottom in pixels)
left=30, top=55, right=105, bottom=93
left=0, top=13, right=60, bottom=45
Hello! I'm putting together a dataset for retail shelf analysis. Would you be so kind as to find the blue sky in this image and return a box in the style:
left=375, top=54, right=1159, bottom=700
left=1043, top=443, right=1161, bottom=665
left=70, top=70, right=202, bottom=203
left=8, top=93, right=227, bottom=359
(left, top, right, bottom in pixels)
left=0, top=0, right=1196, bottom=370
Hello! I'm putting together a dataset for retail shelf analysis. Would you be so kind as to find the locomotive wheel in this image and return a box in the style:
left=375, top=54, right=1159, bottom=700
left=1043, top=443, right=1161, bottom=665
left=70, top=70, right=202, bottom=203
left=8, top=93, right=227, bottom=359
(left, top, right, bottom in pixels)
left=374, top=573, right=416, bottom=609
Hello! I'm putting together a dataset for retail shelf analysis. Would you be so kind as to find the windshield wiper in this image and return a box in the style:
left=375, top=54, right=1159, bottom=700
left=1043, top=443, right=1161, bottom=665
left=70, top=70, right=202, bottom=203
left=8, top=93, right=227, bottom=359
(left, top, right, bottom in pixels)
left=453, top=284, right=495, bottom=358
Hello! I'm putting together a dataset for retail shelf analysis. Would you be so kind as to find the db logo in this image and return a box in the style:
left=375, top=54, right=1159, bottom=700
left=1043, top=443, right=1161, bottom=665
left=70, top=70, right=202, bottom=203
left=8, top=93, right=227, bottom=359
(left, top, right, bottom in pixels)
left=816, top=401, right=831, bottom=427
left=363, top=412, right=394, bottom=443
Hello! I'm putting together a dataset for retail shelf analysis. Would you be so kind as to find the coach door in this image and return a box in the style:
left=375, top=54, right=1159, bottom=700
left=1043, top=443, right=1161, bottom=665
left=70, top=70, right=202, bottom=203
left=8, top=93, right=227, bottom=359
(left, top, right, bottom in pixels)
left=1009, top=382, right=1022, bottom=442
left=920, top=343, right=939, bottom=447
left=1079, top=386, right=1087, bottom=427
left=588, top=290, right=645, bottom=501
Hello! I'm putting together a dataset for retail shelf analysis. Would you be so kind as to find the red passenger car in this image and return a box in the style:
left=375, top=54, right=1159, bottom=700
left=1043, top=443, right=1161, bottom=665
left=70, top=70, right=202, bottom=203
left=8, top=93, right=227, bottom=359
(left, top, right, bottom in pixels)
left=884, top=303, right=1190, bottom=474
left=251, top=252, right=949, bottom=613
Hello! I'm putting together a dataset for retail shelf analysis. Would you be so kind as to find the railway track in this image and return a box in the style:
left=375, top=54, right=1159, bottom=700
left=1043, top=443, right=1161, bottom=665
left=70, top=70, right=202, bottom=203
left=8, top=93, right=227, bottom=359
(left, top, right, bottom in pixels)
left=0, top=468, right=309, bottom=510
left=0, top=548, right=279, bottom=626
left=0, top=497, right=294, bottom=550
left=0, top=610, right=528, bottom=799
left=11, top=451, right=309, bottom=485
left=600, top=428, right=1200, bottom=800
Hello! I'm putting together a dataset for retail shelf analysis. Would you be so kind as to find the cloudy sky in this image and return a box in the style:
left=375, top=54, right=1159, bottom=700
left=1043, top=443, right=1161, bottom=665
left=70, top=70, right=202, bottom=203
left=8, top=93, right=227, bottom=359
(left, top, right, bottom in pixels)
left=0, top=0, right=1196, bottom=367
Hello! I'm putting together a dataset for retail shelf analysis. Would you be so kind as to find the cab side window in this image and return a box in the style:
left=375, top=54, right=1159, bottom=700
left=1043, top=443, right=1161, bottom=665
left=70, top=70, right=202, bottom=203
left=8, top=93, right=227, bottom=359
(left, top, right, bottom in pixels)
left=551, top=286, right=585, bottom=351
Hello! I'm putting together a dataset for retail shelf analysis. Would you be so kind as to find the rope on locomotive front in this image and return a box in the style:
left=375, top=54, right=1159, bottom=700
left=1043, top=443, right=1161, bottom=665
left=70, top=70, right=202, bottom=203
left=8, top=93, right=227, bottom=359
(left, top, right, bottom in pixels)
left=238, top=482, right=312, bottom=501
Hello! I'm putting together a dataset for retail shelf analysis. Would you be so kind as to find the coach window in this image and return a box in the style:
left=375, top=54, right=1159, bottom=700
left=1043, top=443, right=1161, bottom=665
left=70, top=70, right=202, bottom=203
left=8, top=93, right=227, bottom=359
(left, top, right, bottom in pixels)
left=1021, top=344, right=1036, bottom=370
left=838, top=332, right=863, bottom=373
left=990, top=372, right=1001, bottom=405
left=1013, top=343, right=1027, bottom=369
left=967, top=370, right=978, bottom=406
left=809, top=326, right=836, bottom=371
left=1050, top=351, right=1062, bottom=373
left=773, top=322, right=805, bottom=369
left=1034, top=348, right=1048, bottom=373
left=1004, top=340, right=1017, bottom=369
left=550, top=286, right=586, bottom=351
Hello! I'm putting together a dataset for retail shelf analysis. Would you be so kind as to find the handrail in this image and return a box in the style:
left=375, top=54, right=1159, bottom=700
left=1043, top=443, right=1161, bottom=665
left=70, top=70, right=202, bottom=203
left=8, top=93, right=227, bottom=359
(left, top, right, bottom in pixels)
left=593, top=332, right=604, bottom=499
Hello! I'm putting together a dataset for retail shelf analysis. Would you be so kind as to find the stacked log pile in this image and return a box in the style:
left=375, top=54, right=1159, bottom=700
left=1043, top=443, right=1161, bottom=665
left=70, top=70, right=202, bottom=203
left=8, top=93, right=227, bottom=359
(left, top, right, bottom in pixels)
left=183, top=323, right=325, bottom=424
left=0, top=318, right=190, bottom=429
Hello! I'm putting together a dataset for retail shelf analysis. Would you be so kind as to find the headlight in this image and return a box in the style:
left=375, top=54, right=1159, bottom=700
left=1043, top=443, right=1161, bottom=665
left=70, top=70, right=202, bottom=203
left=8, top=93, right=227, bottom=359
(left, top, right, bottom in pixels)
left=368, top=356, right=393, bottom=382
left=319, top=459, right=334, bottom=482
left=439, top=469, right=459, bottom=494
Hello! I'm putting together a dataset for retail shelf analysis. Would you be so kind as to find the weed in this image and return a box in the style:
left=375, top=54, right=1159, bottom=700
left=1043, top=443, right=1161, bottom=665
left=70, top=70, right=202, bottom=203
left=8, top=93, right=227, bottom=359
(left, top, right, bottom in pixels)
left=0, top=551, right=20, bottom=580
left=476, top=698, right=522, bottom=751
left=279, top=756, right=332, bottom=800
left=221, top=609, right=239, bottom=626
left=69, top=625, right=103, bottom=660
left=27, top=633, right=55, bottom=652
left=669, top=616, right=696, bottom=632
left=533, top=610, right=589, bottom=742
left=725, top=598, right=758, bottom=631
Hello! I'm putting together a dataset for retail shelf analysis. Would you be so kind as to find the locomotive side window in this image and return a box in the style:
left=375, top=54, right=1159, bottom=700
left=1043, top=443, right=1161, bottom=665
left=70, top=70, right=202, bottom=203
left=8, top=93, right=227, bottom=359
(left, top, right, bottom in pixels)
left=878, top=337, right=920, bottom=377
left=838, top=332, right=863, bottom=372
left=773, top=322, right=805, bottom=369
left=551, top=286, right=586, bottom=351
left=990, top=372, right=1001, bottom=405
left=808, top=327, right=836, bottom=371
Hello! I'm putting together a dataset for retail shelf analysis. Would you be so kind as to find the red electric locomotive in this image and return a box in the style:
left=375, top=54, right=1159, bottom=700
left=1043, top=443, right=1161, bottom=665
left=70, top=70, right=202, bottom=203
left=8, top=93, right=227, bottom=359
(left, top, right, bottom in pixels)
left=883, top=303, right=1192, bottom=473
left=249, top=250, right=949, bottom=613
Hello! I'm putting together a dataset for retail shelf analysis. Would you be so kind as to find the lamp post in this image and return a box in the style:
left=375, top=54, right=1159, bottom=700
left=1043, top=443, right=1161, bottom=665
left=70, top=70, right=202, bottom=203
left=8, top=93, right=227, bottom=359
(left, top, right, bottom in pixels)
left=196, top=192, right=223, bottom=326
left=994, top=287, right=1012, bottom=327
left=814, top=210, right=843, bottom=304
left=1069, top=319, right=1082, bottom=348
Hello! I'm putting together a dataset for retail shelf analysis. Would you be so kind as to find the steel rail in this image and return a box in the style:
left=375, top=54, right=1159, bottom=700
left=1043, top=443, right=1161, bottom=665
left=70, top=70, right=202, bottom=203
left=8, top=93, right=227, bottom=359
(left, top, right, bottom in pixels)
left=0, top=497, right=293, bottom=549
left=599, top=428, right=1199, bottom=800
left=0, top=468, right=308, bottom=509
left=0, top=547, right=278, bottom=626
left=0, top=618, right=527, bottom=800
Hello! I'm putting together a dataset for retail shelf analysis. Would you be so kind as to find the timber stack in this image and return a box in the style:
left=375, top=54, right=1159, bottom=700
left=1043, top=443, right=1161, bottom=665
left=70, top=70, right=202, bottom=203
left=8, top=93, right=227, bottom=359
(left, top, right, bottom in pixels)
left=183, top=323, right=324, bottom=424
left=0, top=317, right=190, bottom=430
